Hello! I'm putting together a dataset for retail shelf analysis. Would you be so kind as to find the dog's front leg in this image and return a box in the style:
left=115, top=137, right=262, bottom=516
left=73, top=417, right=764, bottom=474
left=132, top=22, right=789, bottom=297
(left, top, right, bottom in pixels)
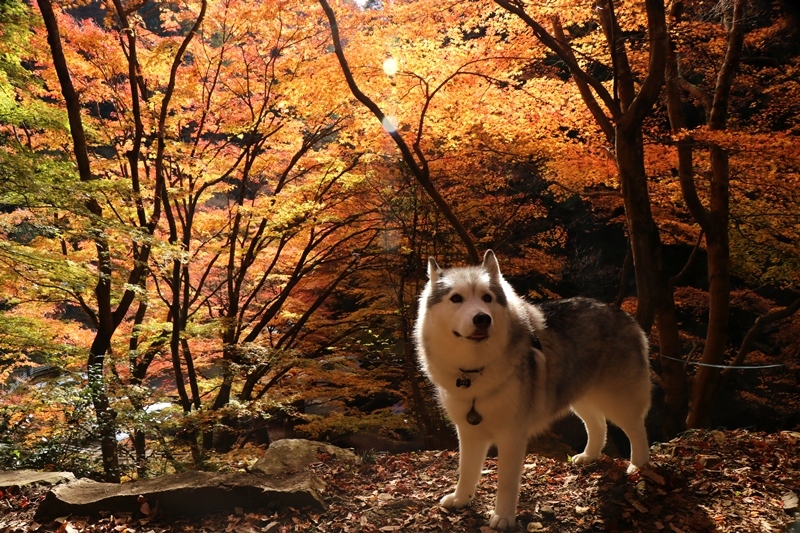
left=440, top=431, right=489, bottom=509
left=489, top=435, right=527, bottom=530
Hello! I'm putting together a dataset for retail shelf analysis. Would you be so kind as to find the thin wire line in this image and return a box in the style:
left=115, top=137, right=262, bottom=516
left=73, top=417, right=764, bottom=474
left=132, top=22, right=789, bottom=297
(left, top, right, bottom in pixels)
left=660, top=355, right=788, bottom=370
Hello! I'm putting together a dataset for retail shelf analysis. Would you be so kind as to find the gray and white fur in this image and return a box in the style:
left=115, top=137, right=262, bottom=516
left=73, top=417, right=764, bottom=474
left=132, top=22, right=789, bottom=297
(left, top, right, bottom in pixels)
left=414, top=250, right=651, bottom=530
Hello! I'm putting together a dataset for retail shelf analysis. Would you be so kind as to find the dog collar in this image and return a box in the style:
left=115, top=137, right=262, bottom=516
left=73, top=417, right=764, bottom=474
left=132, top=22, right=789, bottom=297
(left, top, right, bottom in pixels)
left=456, top=367, right=484, bottom=389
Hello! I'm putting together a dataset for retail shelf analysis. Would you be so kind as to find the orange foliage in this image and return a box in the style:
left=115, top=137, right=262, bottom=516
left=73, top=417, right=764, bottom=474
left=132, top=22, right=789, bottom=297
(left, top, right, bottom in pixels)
left=1, top=0, right=798, bottom=470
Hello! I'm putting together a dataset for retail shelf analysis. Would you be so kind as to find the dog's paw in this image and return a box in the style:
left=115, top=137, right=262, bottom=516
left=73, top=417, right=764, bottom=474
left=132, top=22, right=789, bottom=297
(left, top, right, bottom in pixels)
left=488, top=511, right=515, bottom=530
left=440, top=491, right=472, bottom=509
left=626, top=460, right=650, bottom=474
left=629, top=452, right=651, bottom=470
left=572, top=452, right=600, bottom=465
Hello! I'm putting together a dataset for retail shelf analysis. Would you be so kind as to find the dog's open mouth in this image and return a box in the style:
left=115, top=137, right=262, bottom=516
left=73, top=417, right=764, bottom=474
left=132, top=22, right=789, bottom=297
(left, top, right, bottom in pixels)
left=453, top=331, right=489, bottom=341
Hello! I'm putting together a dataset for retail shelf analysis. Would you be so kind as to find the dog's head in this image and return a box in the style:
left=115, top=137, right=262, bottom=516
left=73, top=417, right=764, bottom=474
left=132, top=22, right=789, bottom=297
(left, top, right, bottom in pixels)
left=421, top=250, right=509, bottom=345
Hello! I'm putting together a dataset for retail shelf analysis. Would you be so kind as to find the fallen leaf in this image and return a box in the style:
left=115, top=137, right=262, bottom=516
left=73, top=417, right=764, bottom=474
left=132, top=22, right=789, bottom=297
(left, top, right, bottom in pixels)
left=641, top=468, right=666, bottom=485
left=782, top=491, right=798, bottom=513
left=55, top=522, right=80, bottom=533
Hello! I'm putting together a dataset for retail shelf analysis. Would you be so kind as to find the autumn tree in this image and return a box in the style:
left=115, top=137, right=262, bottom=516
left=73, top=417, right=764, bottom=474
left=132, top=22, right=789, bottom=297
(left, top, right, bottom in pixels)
left=3, top=0, right=401, bottom=472
left=664, top=0, right=800, bottom=426
left=16, top=0, right=207, bottom=480
left=486, top=0, right=800, bottom=432
left=319, top=0, right=483, bottom=264
left=464, top=0, right=685, bottom=435
left=137, top=0, right=385, bottom=452
left=664, top=0, right=742, bottom=428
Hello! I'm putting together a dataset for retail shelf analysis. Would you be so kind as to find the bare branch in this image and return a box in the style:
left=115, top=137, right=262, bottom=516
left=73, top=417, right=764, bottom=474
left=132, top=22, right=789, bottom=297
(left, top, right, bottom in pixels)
left=318, top=0, right=479, bottom=263
left=493, top=0, right=620, bottom=122
left=722, top=295, right=800, bottom=379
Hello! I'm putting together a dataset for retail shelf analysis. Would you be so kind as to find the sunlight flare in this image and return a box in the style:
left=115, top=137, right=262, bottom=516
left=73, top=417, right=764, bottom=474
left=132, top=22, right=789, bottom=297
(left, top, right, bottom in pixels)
left=382, top=57, right=398, bottom=77
left=382, top=115, right=399, bottom=133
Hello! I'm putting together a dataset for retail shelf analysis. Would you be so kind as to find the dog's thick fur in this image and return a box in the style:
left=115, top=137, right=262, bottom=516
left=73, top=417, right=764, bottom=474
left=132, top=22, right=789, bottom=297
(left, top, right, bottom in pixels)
left=414, top=251, right=651, bottom=530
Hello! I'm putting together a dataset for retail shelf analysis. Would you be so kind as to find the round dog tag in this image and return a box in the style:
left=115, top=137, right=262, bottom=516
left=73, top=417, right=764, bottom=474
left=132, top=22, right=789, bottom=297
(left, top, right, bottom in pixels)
left=467, top=401, right=482, bottom=425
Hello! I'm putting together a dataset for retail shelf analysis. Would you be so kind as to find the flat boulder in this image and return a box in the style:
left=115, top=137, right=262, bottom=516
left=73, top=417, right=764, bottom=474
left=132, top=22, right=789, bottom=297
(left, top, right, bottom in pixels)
left=35, top=471, right=325, bottom=521
left=0, top=470, right=76, bottom=489
left=251, top=439, right=359, bottom=476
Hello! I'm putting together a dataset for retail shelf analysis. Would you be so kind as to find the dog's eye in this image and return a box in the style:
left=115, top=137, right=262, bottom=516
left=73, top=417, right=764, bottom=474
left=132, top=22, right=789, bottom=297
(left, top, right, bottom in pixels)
left=482, top=294, right=493, bottom=303
left=450, top=294, right=463, bottom=303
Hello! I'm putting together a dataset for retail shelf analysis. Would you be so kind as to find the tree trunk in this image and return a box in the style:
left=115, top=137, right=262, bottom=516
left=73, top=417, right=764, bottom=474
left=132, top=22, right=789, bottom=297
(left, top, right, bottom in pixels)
left=128, top=297, right=151, bottom=478
left=616, top=126, right=688, bottom=437
left=684, top=0, right=744, bottom=424
left=87, top=330, right=120, bottom=482
left=36, top=0, right=205, bottom=480
left=37, top=0, right=119, bottom=481
left=399, top=275, right=438, bottom=446
left=686, top=148, right=731, bottom=428
left=132, top=430, right=147, bottom=478
left=615, top=128, right=658, bottom=330
left=664, top=0, right=744, bottom=428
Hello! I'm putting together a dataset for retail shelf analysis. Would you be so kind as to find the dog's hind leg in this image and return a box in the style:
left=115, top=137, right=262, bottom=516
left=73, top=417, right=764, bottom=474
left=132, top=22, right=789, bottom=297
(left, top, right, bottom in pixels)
left=607, top=408, right=650, bottom=472
left=571, top=401, right=607, bottom=465
left=622, top=423, right=650, bottom=472
left=594, top=387, right=651, bottom=472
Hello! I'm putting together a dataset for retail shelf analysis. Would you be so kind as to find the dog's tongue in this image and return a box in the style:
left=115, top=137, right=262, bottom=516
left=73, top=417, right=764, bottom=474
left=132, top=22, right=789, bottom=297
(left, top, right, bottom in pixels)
left=467, top=332, right=488, bottom=341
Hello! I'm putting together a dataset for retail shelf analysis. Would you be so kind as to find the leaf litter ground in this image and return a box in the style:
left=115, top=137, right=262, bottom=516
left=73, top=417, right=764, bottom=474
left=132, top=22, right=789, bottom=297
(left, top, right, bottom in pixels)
left=1, top=429, right=798, bottom=532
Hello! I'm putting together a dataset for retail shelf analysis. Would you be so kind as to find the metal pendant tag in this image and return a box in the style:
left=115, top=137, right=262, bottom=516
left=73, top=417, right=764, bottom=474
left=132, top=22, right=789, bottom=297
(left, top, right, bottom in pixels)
left=466, top=401, right=482, bottom=425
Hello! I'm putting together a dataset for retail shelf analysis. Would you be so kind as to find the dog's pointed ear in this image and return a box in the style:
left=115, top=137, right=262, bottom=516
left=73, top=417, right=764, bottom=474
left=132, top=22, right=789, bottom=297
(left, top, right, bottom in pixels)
left=427, top=257, right=442, bottom=283
left=483, top=250, right=501, bottom=279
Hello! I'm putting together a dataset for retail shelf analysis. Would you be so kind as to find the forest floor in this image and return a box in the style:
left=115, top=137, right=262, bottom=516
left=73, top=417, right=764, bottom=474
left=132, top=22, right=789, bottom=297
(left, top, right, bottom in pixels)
left=1, top=429, right=798, bottom=532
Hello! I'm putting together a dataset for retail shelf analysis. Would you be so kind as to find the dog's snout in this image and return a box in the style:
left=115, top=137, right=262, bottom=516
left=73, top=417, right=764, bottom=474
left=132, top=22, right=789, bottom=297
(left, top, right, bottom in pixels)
left=473, top=312, right=491, bottom=329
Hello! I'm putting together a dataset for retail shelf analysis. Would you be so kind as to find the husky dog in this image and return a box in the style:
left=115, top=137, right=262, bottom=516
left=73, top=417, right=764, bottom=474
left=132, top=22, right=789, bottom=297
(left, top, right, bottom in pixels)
left=414, top=251, right=651, bottom=530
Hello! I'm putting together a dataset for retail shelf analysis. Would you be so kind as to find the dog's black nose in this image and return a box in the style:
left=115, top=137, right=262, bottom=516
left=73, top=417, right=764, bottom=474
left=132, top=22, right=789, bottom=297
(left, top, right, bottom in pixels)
left=473, top=312, right=491, bottom=329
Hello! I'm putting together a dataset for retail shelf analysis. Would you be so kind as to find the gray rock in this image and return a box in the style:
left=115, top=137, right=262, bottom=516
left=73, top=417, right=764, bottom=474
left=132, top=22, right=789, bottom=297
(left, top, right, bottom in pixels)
left=0, top=470, right=76, bottom=488
left=251, top=438, right=359, bottom=476
left=35, top=471, right=325, bottom=521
